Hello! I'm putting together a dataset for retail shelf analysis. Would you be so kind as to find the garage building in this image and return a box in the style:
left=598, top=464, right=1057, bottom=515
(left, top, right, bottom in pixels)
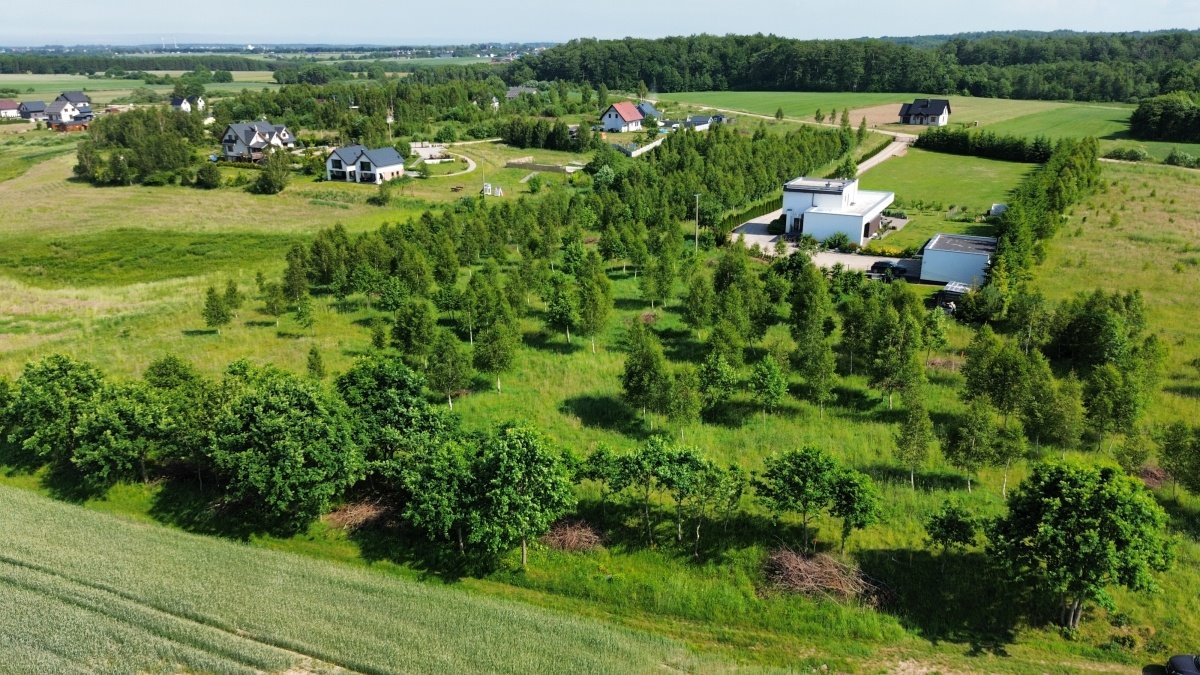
left=919, top=233, right=996, bottom=287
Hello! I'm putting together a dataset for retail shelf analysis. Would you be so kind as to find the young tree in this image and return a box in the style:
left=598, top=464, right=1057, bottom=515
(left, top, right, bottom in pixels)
left=427, top=329, right=474, bottom=409
left=756, top=446, right=837, bottom=551
left=698, top=351, right=737, bottom=414
left=293, top=294, right=315, bottom=333
left=801, top=339, right=838, bottom=414
left=666, top=367, right=703, bottom=440
left=335, top=353, right=450, bottom=465
left=774, top=106, right=784, bottom=121
left=989, top=463, right=1172, bottom=630
left=306, top=346, right=325, bottom=379
left=579, top=444, right=621, bottom=512
left=474, top=321, right=518, bottom=394
left=252, top=149, right=291, bottom=195
left=925, top=500, right=978, bottom=558
left=202, top=285, right=231, bottom=333
left=544, top=272, right=580, bottom=344
left=576, top=251, right=613, bottom=354
left=470, top=422, right=576, bottom=569
left=262, top=282, right=287, bottom=320
left=211, top=362, right=364, bottom=533
left=683, top=272, right=716, bottom=334
left=1085, top=363, right=1143, bottom=450
left=621, top=321, right=670, bottom=425
left=1159, top=422, right=1199, bottom=496
left=749, top=355, right=788, bottom=419
left=829, top=468, right=880, bottom=552
left=922, top=308, right=949, bottom=365
left=857, top=116, right=868, bottom=144
left=617, top=436, right=671, bottom=546
left=282, top=244, right=309, bottom=301
left=392, top=298, right=437, bottom=369
left=814, top=108, right=825, bottom=123
left=894, top=387, right=935, bottom=489
left=945, top=396, right=998, bottom=492
left=401, top=438, right=475, bottom=553
left=223, top=279, right=244, bottom=316
left=659, top=444, right=706, bottom=543
left=195, top=161, right=221, bottom=189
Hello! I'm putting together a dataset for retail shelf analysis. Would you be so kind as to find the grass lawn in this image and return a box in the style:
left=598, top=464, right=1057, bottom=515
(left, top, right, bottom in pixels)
left=658, top=91, right=929, bottom=120
left=858, top=148, right=1034, bottom=249
left=0, top=72, right=279, bottom=106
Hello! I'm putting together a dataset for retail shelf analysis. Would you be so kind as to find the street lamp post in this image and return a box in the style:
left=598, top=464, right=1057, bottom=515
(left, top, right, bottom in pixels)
left=694, top=192, right=701, bottom=249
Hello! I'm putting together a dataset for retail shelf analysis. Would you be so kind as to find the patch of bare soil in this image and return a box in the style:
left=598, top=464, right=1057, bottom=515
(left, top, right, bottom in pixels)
left=851, top=103, right=908, bottom=128
left=1140, top=465, right=1168, bottom=490
left=324, top=500, right=390, bottom=531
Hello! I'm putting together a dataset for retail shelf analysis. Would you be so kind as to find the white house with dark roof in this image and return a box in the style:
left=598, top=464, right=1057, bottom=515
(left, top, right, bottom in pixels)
left=600, top=102, right=644, bottom=133
left=898, top=99, right=951, bottom=126
left=56, top=91, right=90, bottom=107
left=506, top=85, right=538, bottom=100
left=0, top=100, right=18, bottom=119
left=781, top=177, right=895, bottom=247
left=325, top=145, right=406, bottom=184
left=171, top=95, right=206, bottom=114
left=919, top=233, right=996, bottom=287
left=220, top=121, right=296, bottom=162
left=45, top=100, right=80, bottom=123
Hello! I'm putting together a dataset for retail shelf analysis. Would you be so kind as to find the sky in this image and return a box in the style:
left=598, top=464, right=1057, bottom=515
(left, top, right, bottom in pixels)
left=0, top=0, right=1195, bottom=46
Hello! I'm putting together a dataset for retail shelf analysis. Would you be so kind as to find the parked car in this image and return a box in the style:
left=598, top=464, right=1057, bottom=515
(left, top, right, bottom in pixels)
left=869, top=261, right=908, bottom=279
left=1168, top=654, right=1200, bottom=675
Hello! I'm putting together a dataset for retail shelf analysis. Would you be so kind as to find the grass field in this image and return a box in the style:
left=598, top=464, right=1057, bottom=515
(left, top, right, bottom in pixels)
left=0, top=485, right=708, bottom=674
left=856, top=148, right=1034, bottom=250
left=0, top=72, right=279, bottom=105
left=2, top=127, right=1199, bottom=672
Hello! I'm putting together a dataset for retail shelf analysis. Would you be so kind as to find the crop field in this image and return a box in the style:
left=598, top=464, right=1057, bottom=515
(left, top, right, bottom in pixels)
left=857, top=148, right=1033, bottom=250
left=0, top=485, right=707, bottom=674
left=0, top=72, right=279, bottom=105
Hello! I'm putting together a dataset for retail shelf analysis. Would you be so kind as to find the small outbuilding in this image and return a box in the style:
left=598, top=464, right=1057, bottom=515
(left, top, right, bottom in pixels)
left=919, top=233, right=996, bottom=287
left=781, top=177, right=895, bottom=247
left=898, top=99, right=951, bottom=126
left=0, top=100, right=19, bottom=119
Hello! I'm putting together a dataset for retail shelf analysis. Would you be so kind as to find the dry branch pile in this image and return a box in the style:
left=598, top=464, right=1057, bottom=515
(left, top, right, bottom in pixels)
left=325, top=500, right=389, bottom=531
left=763, top=549, right=888, bottom=607
left=542, top=520, right=603, bottom=552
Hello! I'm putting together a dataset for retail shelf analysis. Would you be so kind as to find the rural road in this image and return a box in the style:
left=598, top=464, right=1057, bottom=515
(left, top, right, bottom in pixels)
left=430, top=153, right=477, bottom=178
left=857, top=139, right=912, bottom=175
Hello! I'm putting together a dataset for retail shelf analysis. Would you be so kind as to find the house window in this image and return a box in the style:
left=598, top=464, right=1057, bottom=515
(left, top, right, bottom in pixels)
left=360, top=161, right=372, bottom=172
left=332, top=159, right=342, bottom=170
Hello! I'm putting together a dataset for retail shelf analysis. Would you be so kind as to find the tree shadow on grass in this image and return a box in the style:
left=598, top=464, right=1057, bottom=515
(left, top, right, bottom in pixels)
left=348, top=517, right=477, bottom=581
left=857, top=549, right=1023, bottom=657
left=1163, top=384, right=1200, bottom=399
left=147, top=476, right=265, bottom=541
left=702, top=400, right=759, bottom=429
left=614, top=297, right=648, bottom=312
left=861, top=463, right=968, bottom=492
left=830, top=384, right=877, bottom=413
left=1158, top=495, right=1200, bottom=540
left=559, top=395, right=645, bottom=437
left=523, top=330, right=583, bottom=356
left=243, top=320, right=279, bottom=328
left=40, top=463, right=105, bottom=503
left=0, top=440, right=44, bottom=475
left=181, top=329, right=219, bottom=337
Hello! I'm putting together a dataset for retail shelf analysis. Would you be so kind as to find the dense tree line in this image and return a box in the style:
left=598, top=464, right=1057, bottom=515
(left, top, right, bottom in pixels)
left=512, top=31, right=1200, bottom=102
left=1129, top=91, right=1200, bottom=142
left=74, top=107, right=206, bottom=186
left=0, top=54, right=276, bottom=74
left=914, top=127, right=1053, bottom=163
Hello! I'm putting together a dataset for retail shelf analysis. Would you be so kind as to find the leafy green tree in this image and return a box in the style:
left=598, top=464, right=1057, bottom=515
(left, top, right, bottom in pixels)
left=474, top=321, right=519, bottom=394
left=698, top=351, right=737, bottom=414
left=211, top=362, right=364, bottom=533
left=832, top=155, right=858, bottom=179
left=544, top=272, right=580, bottom=344
left=801, top=339, right=838, bottom=413
left=195, top=161, right=221, bottom=189
left=617, top=436, right=672, bottom=545
left=427, top=329, right=474, bottom=409
left=1085, top=363, right=1143, bottom=450
left=335, top=354, right=451, bottom=465
left=756, top=446, right=837, bottom=551
left=814, top=108, right=825, bottom=123
left=5, top=355, right=105, bottom=467
left=989, top=462, right=1172, bottom=630
left=251, top=149, right=291, bottom=195
left=683, top=272, right=716, bottom=334
left=925, top=500, right=978, bottom=557
left=868, top=307, right=923, bottom=408
left=945, top=396, right=998, bottom=492
left=857, top=116, right=868, bottom=144
left=202, top=285, right=231, bottom=333
left=72, top=381, right=169, bottom=489
left=392, top=298, right=438, bottom=369
left=830, top=468, right=880, bottom=552
left=922, top=308, right=949, bottom=364
left=469, top=422, right=576, bottom=568
left=666, top=367, right=703, bottom=440
left=621, top=321, right=670, bottom=424
left=282, top=244, right=309, bottom=301
left=306, top=346, right=325, bottom=379
left=293, top=294, right=315, bottom=333
left=658, top=444, right=706, bottom=543
left=401, top=438, right=475, bottom=553
left=707, top=318, right=745, bottom=368
left=579, top=444, right=621, bottom=510
left=894, top=386, right=934, bottom=489
left=1159, top=422, right=1200, bottom=496
left=774, top=106, right=784, bottom=121
left=142, top=355, right=215, bottom=483
left=749, top=355, right=788, bottom=418
left=576, top=251, right=613, bottom=354
left=223, top=280, right=244, bottom=316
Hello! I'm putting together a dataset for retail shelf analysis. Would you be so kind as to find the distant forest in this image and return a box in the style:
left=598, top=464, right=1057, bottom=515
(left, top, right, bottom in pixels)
left=510, top=31, right=1200, bottom=102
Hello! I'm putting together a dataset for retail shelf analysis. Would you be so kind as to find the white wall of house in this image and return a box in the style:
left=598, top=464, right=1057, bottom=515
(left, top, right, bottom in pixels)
left=601, top=109, right=640, bottom=133
left=782, top=182, right=892, bottom=246
left=796, top=212, right=873, bottom=246
left=920, top=249, right=990, bottom=286
left=326, top=152, right=403, bottom=184
left=0, top=109, right=18, bottom=119
left=48, top=103, right=78, bottom=123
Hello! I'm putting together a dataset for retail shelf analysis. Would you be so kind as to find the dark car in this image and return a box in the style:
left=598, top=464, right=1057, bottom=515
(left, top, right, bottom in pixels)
left=869, top=261, right=908, bottom=279
left=1168, top=654, right=1200, bottom=675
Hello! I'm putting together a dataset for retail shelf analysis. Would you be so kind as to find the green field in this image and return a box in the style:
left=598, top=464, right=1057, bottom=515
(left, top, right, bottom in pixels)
left=0, top=72, right=279, bottom=105
left=0, top=485, right=707, bottom=674
left=858, top=148, right=1034, bottom=250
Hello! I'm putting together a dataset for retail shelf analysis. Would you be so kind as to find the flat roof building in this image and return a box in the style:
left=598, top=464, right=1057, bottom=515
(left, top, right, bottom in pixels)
left=782, top=177, right=894, bottom=247
left=920, top=233, right=997, bottom=287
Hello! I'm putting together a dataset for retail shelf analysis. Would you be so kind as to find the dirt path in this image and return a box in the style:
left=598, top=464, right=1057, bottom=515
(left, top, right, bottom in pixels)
left=426, top=153, right=477, bottom=178
left=857, top=139, right=911, bottom=175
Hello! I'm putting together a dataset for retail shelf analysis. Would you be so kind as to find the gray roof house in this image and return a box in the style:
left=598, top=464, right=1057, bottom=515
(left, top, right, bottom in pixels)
left=19, top=101, right=47, bottom=120
left=45, top=100, right=80, bottom=123
left=899, top=99, right=952, bottom=126
left=56, top=91, right=91, bottom=106
left=506, top=85, right=538, bottom=100
left=326, top=145, right=406, bottom=185
left=220, top=121, right=296, bottom=162
left=635, top=102, right=662, bottom=120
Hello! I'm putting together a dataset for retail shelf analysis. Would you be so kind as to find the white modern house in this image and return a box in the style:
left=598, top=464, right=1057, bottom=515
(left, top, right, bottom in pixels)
left=600, top=102, right=644, bottom=133
left=220, top=121, right=296, bottom=162
left=919, top=233, right=996, bottom=287
left=898, top=99, right=952, bottom=126
left=170, top=95, right=206, bottom=113
left=781, top=177, right=895, bottom=247
left=325, top=145, right=406, bottom=184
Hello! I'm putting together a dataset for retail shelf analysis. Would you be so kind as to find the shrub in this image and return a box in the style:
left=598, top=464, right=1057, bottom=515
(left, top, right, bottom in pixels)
left=823, top=232, right=851, bottom=251
left=194, top=162, right=221, bottom=189
left=1103, top=147, right=1150, bottom=162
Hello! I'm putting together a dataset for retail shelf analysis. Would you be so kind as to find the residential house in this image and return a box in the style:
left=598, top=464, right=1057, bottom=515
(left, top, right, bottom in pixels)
left=220, top=121, right=296, bottom=162
left=781, top=176, right=895, bottom=247
left=19, top=101, right=47, bottom=120
left=56, top=91, right=92, bottom=117
left=325, top=145, right=406, bottom=185
left=170, top=95, right=206, bottom=114
left=918, top=234, right=996, bottom=287
left=45, top=100, right=80, bottom=123
left=0, top=100, right=19, bottom=119
left=686, top=115, right=713, bottom=131
left=898, top=99, right=951, bottom=126
left=635, top=101, right=662, bottom=121
left=506, top=85, right=538, bottom=100
left=600, top=102, right=644, bottom=133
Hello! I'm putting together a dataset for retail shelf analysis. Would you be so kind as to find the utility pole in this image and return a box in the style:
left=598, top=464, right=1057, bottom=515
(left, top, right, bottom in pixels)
left=694, top=193, right=701, bottom=249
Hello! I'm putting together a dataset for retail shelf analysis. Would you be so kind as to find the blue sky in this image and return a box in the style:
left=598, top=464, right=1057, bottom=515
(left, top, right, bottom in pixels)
left=1, top=0, right=1195, bottom=46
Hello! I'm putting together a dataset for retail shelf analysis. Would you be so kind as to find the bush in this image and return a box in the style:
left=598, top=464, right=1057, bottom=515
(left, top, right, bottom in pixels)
left=1165, top=148, right=1200, bottom=169
left=194, top=162, right=221, bottom=189
left=250, top=151, right=291, bottom=195
left=1103, top=147, right=1150, bottom=162
left=823, top=232, right=851, bottom=251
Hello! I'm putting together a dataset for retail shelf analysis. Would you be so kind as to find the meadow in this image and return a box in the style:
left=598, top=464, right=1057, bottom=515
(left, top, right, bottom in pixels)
left=0, top=484, right=708, bottom=674
left=0, top=72, right=279, bottom=106
left=1, top=124, right=1198, bottom=672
